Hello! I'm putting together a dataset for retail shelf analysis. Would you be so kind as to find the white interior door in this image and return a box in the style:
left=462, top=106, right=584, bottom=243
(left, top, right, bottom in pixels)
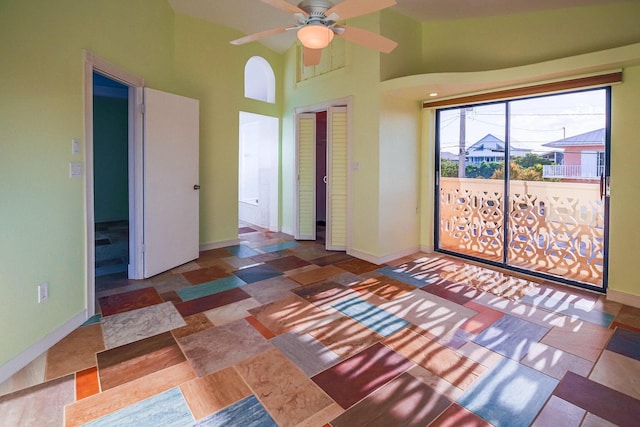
left=296, top=113, right=317, bottom=240
left=326, top=106, right=348, bottom=250
left=143, top=88, right=199, bottom=278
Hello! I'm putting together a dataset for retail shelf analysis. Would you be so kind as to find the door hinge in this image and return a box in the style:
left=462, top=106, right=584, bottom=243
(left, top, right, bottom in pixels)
left=605, top=175, right=611, bottom=197
left=140, top=103, right=145, bottom=114
left=141, top=243, right=145, bottom=253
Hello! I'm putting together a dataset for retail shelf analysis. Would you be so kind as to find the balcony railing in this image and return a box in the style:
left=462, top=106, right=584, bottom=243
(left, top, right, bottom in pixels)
left=542, top=164, right=604, bottom=179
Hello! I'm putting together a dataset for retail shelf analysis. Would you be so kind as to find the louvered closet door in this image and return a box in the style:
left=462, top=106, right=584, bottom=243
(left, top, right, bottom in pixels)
left=296, top=113, right=316, bottom=240
left=327, top=106, right=348, bottom=250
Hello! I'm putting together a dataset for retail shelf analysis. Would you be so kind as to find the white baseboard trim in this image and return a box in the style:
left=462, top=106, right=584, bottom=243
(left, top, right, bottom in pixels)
left=607, top=289, right=640, bottom=309
left=199, top=239, right=240, bottom=252
left=420, top=244, right=434, bottom=253
left=348, top=246, right=421, bottom=265
left=0, top=309, right=88, bottom=384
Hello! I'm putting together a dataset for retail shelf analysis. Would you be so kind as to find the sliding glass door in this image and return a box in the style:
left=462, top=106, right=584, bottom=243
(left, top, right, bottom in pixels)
left=436, top=88, right=609, bottom=290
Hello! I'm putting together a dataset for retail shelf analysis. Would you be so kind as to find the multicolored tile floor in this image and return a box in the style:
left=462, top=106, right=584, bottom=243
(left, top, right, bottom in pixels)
left=2, top=225, right=640, bottom=426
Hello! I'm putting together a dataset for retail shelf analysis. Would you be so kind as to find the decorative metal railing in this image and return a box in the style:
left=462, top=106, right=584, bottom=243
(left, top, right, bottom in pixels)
left=542, top=164, right=605, bottom=179
left=439, top=178, right=604, bottom=287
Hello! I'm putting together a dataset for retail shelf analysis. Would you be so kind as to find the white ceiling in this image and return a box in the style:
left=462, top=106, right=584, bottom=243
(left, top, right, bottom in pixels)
left=168, top=0, right=628, bottom=53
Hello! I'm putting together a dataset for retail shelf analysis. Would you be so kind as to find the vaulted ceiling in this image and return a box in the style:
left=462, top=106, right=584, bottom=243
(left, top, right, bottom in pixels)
left=168, top=0, right=628, bottom=53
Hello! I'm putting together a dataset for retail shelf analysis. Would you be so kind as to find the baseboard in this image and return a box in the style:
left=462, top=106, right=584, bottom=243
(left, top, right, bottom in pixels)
left=607, top=289, right=640, bottom=309
left=348, top=246, right=421, bottom=265
left=199, top=238, right=240, bottom=252
left=0, top=310, right=88, bottom=384
left=420, top=244, right=434, bottom=253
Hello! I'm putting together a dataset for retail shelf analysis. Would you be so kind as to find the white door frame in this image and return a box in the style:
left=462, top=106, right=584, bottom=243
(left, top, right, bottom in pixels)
left=294, top=96, right=352, bottom=251
left=83, top=51, right=145, bottom=317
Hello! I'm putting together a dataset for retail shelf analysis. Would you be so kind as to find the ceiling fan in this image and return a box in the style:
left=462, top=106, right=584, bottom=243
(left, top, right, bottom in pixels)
left=230, top=0, right=398, bottom=66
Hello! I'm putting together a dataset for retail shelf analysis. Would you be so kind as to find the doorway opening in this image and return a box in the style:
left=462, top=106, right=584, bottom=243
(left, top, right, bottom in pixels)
left=92, top=73, right=129, bottom=285
left=238, top=112, right=279, bottom=232
left=295, top=100, right=350, bottom=251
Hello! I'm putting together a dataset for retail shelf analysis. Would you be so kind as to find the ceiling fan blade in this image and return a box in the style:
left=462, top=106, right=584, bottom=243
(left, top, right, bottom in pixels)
left=334, top=25, right=398, bottom=53
left=326, top=0, right=396, bottom=21
left=260, top=0, right=308, bottom=16
left=230, top=26, right=295, bottom=45
left=303, top=47, right=323, bottom=67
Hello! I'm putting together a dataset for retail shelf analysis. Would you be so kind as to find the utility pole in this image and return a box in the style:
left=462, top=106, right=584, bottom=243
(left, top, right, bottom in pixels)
left=458, top=108, right=466, bottom=178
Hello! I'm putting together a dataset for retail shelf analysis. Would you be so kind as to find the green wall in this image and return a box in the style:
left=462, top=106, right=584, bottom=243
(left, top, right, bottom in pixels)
left=0, top=0, right=281, bottom=368
left=173, top=13, right=282, bottom=246
left=93, top=96, right=128, bottom=223
left=609, top=64, right=640, bottom=298
left=420, top=1, right=640, bottom=73
left=2, top=0, right=640, bottom=375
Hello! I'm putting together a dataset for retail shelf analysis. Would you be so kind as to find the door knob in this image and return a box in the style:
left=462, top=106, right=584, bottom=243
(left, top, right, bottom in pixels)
left=193, top=185, right=201, bottom=190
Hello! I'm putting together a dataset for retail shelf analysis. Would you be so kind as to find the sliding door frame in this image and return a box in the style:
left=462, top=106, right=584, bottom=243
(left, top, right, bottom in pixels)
left=434, top=87, right=611, bottom=293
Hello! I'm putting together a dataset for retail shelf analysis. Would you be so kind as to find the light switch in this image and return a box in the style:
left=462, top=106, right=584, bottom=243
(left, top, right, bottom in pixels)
left=69, top=162, right=83, bottom=178
left=71, top=139, right=80, bottom=155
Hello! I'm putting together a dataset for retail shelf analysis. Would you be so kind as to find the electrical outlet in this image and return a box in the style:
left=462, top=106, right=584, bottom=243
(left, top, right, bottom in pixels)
left=38, top=282, right=49, bottom=303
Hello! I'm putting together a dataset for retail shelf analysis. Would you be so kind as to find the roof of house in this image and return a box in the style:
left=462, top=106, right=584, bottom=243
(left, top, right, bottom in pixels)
left=543, top=128, right=605, bottom=148
left=467, top=134, right=531, bottom=157
left=468, top=134, right=505, bottom=152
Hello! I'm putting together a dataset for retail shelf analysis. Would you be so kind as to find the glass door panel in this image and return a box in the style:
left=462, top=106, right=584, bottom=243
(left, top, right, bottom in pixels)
left=507, top=90, right=607, bottom=288
left=438, top=103, right=506, bottom=263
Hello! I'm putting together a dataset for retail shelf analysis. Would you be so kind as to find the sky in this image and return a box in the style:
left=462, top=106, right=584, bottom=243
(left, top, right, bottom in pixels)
left=438, top=88, right=607, bottom=155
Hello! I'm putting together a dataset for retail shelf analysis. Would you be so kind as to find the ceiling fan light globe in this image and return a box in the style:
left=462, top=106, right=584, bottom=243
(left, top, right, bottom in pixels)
left=298, top=24, right=334, bottom=49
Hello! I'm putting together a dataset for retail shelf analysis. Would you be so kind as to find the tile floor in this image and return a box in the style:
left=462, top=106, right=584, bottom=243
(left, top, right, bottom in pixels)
left=2, top=224, right=640, bottom=426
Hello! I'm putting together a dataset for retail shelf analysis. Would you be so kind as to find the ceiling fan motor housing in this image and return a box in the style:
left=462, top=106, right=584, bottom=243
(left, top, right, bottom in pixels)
left=298, top=0, right=334, bottom=22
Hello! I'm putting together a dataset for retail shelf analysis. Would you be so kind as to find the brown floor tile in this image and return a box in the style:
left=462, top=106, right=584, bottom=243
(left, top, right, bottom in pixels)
left=307, top=316, right=384, bottom=359
left=423, top=283, right=477, bottom=305
left=98, top=287, right=163, bottom=317
left=312, top=342, right=414, bottom=409
left=171, top=313, right=214, bottom=339
left=461, top=301, right=504, bottom=334
left=331, top=372, right=451, bottom=427
left=288, top=265, right=346, bottom=286
left=75, top=367, right=100, bottom=400
left=159, top=290, right=181, bottom=304
left=248, top=294, right=328, bottom=335
left=180, top=367, right=252, bottom=420
left=45, top=324, right=104, bottom=381
left=351, top=276, right=416, bottom=300
left=384, top=327, right=486, bottom=390
left=333, top=258, right=379, bottom=275
left=553, top=371, right=640, bottom=427
left=64, top=362, right=196, bottom=427
left=266, top=255, right=311, bottom=272
left=242, top=275, right=300, bottom=305
left=430, top=403, right=493, bottom=427
left=182, top=265, right=231, bottom=285
left=310, top=252, right=354, bottom=267
left=96, top=332, right=185, bottom=391
left=610, top=321, right=640, bottom=333
left=245, top=315, right=276, bottom=339
left=237, top=348, right=334, bottom=426
left=614, top=305, right=640, bottom=330
left=174, top=287, right=251, bottom=317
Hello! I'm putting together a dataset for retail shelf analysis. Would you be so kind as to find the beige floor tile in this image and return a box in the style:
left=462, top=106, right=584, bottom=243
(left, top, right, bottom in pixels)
left=531, top=396, right=585, bottom=427
left=0, top=352, right=46, bottom=396
left=203, top=297, right=262, bottom=326
left=306, top=316, right=382, bottom=358
left=0, top=374, right=74, bottom=427
left=248, top=295, right=328, bottom=335
left=407, top=365, right=464, bottom=401
left=45, top=324, right=104, bottom=381
left=540, top=320, right=612, bottom=362
left=236, top=348, right=333, bottom=427
left=589, top=350, right=640, bottom=400
left=384, top=328, right=486, bottom=390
